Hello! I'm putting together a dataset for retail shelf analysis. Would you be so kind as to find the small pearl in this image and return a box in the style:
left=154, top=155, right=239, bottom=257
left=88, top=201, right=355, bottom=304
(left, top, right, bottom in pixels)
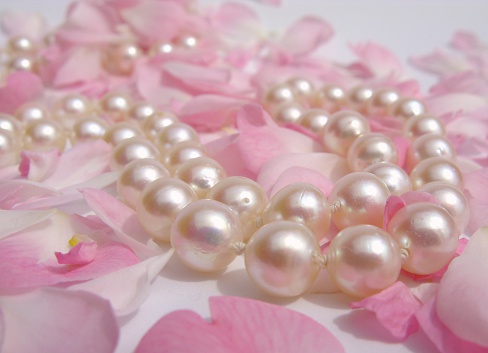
left=116, top=158, right=170, bottom=209
left=365, top=162, right=412, bottom=195
left=109, top=137, right=160, bottom=171
left=390, top=97, right=427, bottom=119
left=0, top=130, right=21, bottom=168
left=155, top=122, right=199, bottom=153
left=387, top=202, right=459, bottom=275
left=297, top=109, right=329, bottom=133
left=171, top=199, right=243, bottom=272
left=264, top=83, right=296, bottom=110
left=286, top=77, right=315, bottom=99
left=326, top=225, right=402, bottom=297
left=142, top=111, right=180, bottom=141
left=207, top=176, right=269, bottom=242
left=271, top=101, right=304, bottom=125
left=347, top=85, right=374, bottom=112
left=104, top=122, right=142, bottom=146
left=406, top=134, right=456, bottom=170
left=347, top=132, right=398, bottom=171
left=174, top=34, right=199, bottom=49
left=15, top=102, right=50, bottom=123
left=128, top=102, right=156, bottom=123
left=102, top=42, right=141, bottom=75
left=149, top=41, right=174, bottom=56
left=0, top=113, right=23, bottom=134
left=410, top=157, right=463, bottom=189
left=403, top=114, right=446, bottom=139
left=7, top=35, right=36, bottom=54
left=245, top=221, right=321, bottom=297
left=321, top=110, right=371, bottom=156
left=163, top=141, right=207, bottom=174
left=8, top=55, right=37, bottom=72
left=314, top=84, right=346, bottom=112
left=174, top=156, right=227, bottom=198
left=367, top=88, right=400, bottom=116
left=100, top=92, right=133, bottom=121
left=263, top=183, right=331, bottom=242
left=136, top=178, right=197, bottom=242
left=329, top=172, right=390, bottom=229
left=72, top=117, right=108, bottom=144
left=23, top=119, right=66, bottom=152
left=54, top=94, right=92, bottom=119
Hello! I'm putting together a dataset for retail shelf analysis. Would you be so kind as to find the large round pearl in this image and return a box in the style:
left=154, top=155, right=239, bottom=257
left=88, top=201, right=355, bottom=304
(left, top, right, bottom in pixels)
left=155, top=122, right=199, bottom=153
left=262, top=183, right=331, bottom=242
left=174, top=156, right=227, bottom=198
left=367, top=88, right=400, bottom=116
left=163, top=141, right=207, bottom=174
left=8, top=55, right=37, bottom=72
left=54, top=94, right=92, bottom=121
left=102, top=42, right=141, bottom=75
left=406, top=134, right=456, bottom=170
left=387, top=202, right=459, bottom=275
left=403, top=114, right=446, bottom=139
left=116, top=158, right=170, bottom=208
left=365, top=162, right=412, bottom=195
left=410, top=157, right=463, bottom=189
left=329, top=172, right=390, bottom=229
left=419, top=182, right=470, bottom=233
left=23, top=119, right=66, bottom=152
left=321, top=110, right=371, bottom=156
left=0, top=130, right=21, bottom=168
left=100, top=92, right=133, bottom=121
left=314, top=84, right=346, bottom=112
left=264, top=83, right=296, bottom=110
left=390, top=97, right=427, bottom=119
left=326, top=225, right=402, bottom=297
left=71, top=117, right=108, bottom=144
left=207, top=176, right=269, bottom=242
left=15, top=102, right=50, bottom=123
left=271, top=101, right=304, bottom=125
left=0, top=113, right=22, bottom=135
left=104, top=122, right=142, bottom=146
left=109, top=137, right=160, bottom=171
left=171, top=199, right=243, bottom=272
left=347, top=85, right=374, bottom=112
left=347, top=132, right=398, bottom=171
left=286, top=77, right=315, bottom=100
left=142, top=111, right=179, bottom=141
left=244, top=221, right=321, bottom=297
left=7, top=35, right=36, bottom=54
left=136, top=178, right=198, bottom=242
left=128, top=102, right=156, bottom=123
left=297, top=109, right=329, bottom=133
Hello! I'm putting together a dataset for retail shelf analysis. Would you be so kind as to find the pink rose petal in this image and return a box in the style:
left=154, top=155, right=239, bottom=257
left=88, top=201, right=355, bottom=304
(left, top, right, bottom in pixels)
left=0, top=10, right=47, bottom=40
left=19, top=149, right=60, bottom=181
left=0, top=72, right=44, bottom=114
left=410, top=50, right=470, bottom=77
left=349, top=42, right=404, bottom=79
left=0, top=209, right=56, bottom=240
left=55, top=241, right=98, bottom=265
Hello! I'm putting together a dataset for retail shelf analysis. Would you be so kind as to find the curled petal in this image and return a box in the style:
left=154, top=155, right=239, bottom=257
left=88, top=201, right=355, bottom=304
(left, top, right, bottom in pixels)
left=55, top=241, right=98, bottom=265
left=19, top=149, right=60, bottom=181
left=349, top=42, right=404, bottom=78
left=0, top=72, right=43, bottom=114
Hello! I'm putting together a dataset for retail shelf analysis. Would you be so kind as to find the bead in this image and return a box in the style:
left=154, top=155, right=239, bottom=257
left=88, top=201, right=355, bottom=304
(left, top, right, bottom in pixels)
left=367, top=88, right=400, bottom=116
left=244, top=221, right=321, bottom=297
left=271, top=101, right=304, bottom=125
left=54, top=94, right=92, bottom=120
left=263, top=183, right=331, bottom=242
left=149, top=41, right=174, bottom=56
left=136, top=178, right=198, bottom=242
left=102, top=42, right=141, bottom=75
left=410, top=157, right=463, bottom=189
left=0, top=113, right=22, bottom=134
left=15, top=102, right=50, bottom=123
left=286, top=77, right=315, bottom=99
left=163, top=141, right=207, bottom=174
left=406, top=134, right=456, bottom=170
left=390, top=97, right=427, bottom=119
left=142, top=111, right=180, bottom=141
left=8, top=55, right=37, bottom=72
left=326, top=225, right=402, bottom=297
left=347, top=85, right=374, bottom=112
left=104, top=122, right=142, bottom=146
left=297, top=109, right=329, bottom=133
left=7, top=35, right=36, bottom=54
left=329, top=172, right=390, bottom=229
left=403, top=114, right=446, bottom=139
left=174, top=34, right=198, bottom=49
left=314, top=84, right=346, bottom=111
left=207, top=176, right=269, bottom=242
left=109, top=137, right=160, bottom=171
left=116, top=158, right=170, bottom=209
left=171, top=199, right=243, bottom=272
left=264, top=83, right=296, bottom=110
left=387, top=202, right=459, bottom=275
left=0, top=130, right=21, bottom=168
left=72, top=117, right=108, bottom=144
left=347, top=132, right=398, bottom=171
left=23, top=119, right=66, bottom=152
left=155, top=122, right=199, bottom=153
left=128, top=102, right=156, bottom=123
left=365, top=162, right=412, bottom=195
left=100, top=92, right=133, bottom=121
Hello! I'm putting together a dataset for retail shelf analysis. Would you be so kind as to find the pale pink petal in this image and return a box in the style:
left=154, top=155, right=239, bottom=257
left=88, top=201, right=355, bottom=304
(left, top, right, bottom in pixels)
left=349, top=42, right=404, bottom=78
left=430, top=71, right=488, bottom=96
left=0, top=180, right=58, bottom=209
left=269, top=166, right=334, bottom=197
left=55, top=241, right=98, bottom=265
left=18, top=149, right=60, bottom=181
left=0, top=287, right=118, bottom=353
left=424, top=93, right=487, bottom=117
left=135, top=296, right=345, bottom=353
left=450, top=31, right=484, bottom=52
left=0, top=72, right=44, bottom=114
left=0, top=209, right=56, bottom=240
left=0, top=10, right=47, bottom=40
left=410, top=50, right=470, bottom=77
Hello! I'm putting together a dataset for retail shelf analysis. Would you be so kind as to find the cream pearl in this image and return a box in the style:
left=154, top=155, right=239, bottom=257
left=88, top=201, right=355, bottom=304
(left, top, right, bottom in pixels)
left=264, top=83, right=296, bottom=110
left=365, top=162, right=412, bottom=195
left=136, top=178, right=198, bottom=242
left=171, top=199, right=243, bottom=272
left=286, top=77, right=315, bottom=99
left=7, top=35, right=36, bottom=54
left=149, top=41, right=174, bottom=56
left=0, top=130, right=21, bottom=168
left=347, top=85, right=374, bottom=112
left=23, top=119, right=66, bottom=152
left=109, top=137, right=160, bottom=171
left=175, top=34, right=199, bottom=49
left=263, top=183, right=331, bottom=242
left=410, top=157, right=463, bottom=189
left=128, top=102, right=156, bottom=123
left=403, top=114, right=446, bottom=139
left=329, top=172, right=390, bottom=229
left=155, top=122, right=199, bottom=153
left=142, top=111, right=180, bottom=141
left=54, top=94, right=92, bottom=120
left=163, top=141, right=207, bottom=174
left=72, top=117, right=108, bottom=144
left=419, top=182, right=470, bottom=233
left=390, top=97, right=427, bottom=119
left=297, top=109, right=329, bottom=133
left=15, top=102, right=50, bottom=123
left=326, top=225, right=402, bottom=298
left=271, top=101, right=304, bottom=125
left=314, top=84, right=346, bottom=111
left=406, top=134, right=456, bottom=170
left=387, top=202, right=459, bottom=275
left=207, top=176, right=269, bottom=242
left=174, top=156, right=227, bottom=198
left=116, top=158, right=170, bottom=209
left=321, top=110, right=371, bottom=156
left=347, top=132, right=398, bottom=171
left=8, top=55, right=37, bottom=72
left=100, top=92, right=133, bottom=121
left=367, top=88, right=400, bottom=116
left=244, top=221, right=321, bottom=297
left=103, top=122, right=142, bottom=146
left=102, top=42, right=141, bottom=76
left=0, top=113, right=22, bottom=134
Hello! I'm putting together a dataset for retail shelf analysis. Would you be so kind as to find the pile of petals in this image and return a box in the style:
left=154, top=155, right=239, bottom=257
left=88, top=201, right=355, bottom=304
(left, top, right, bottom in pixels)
left=1, top=1, right=488, bottom=352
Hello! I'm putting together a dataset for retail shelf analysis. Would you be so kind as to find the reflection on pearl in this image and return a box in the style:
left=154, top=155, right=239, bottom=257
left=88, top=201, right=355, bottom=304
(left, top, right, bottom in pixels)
left=15, top=102, right=50, bottom=123
left=129, top=102, right=156, bottom=123
left=150, top=42, right=174, bottom=56
left=347, top=132, right=398, bottom=171
left=403, top=114, right=446, bottom=139
left=390, top=97, right=427, bottom=119
left=347, top=85, right=374, bottom=111
left=410, top=157, right=463, bottom=189
left=23, top=119, right=66, bottom=152
left=54, top=94, right=92, bottom=120
left=102, top=43, right=141, bottom=75
left=100, top=92, right=133, bottom=121
left=0, top=130, right=21, bottom=168
left=175, top=34, right=199, bottom=49
left=7, top=35, right=36, bottom=54
left=109, top=137, right=160, bottom=171
left=72, top=117, right=108, bottom=144
left=406, top=134, right=456, bottom=170
left=171, top=199, right=242, bottom=272
left=8, top=55, right=37, bottom=72
left=163, top=141, right=207, bottom=174
left=367, top=88, right=400, bottom=116
left=314, top=84, right=346, bottom=112
left=245, top=221, right=321, bottom=297
left=104, top=122, right=142, bottom=146
left=142, top=111, right=180, bottom=141
left=0, top=113, right=22, bottom=134
left=155, top=122, right=199, bottom=153
left=327, top=225, right=402, bottom=297
left=387, top=202, right=459, bottom=275
left=298, top=109, right=329, bottom=133
left=271, top=101, right=304, bottom=125
left=286, top=77, right=315, bottom=99
left=264, top=83, right=296, bottom=110
left=365, top=162, right=412, bottom=195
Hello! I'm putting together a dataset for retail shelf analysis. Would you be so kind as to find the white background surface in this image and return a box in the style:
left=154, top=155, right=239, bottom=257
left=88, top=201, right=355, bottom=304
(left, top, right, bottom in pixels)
left=2, top=1, right=488, bottom=352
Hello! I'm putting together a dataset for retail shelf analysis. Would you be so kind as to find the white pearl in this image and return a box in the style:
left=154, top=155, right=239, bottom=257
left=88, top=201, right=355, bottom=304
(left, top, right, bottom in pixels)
left=347, top=85, right=374, bottom=112
left=163, top=141, right=207, bottom=174
left=149, top=41, right=174, bottom=56
left=100, top=92, right=133, bottom=121
left=7, top=35, right=36, bottom=54
left=155, top=122, right=200, bottom=153
left=103, top=122, right=142, bottom=146
left=410, top=157, right=463, bottom=189
left=403, top=114, right=446, bottom=139
left=0, top=129, right=21, bottom=168
left=264, top=83, right=296, bottom=110
left=175, top=34, right=199, bottom=49
left=102, top=42, right=141, bottom=75
left=142, top=111, right=180, bottom=141
left=245, top=221, right=321, bottom=297
left=0, top=113, right=23, bottom=135
left=128, top=102, right=156, bottom=123
left=314, top=84, right=346, bottom=112
left=286, top=77, right=315, bottom=99
left=271, top=101, right=304, bottom=125
left=297, top=109, right=329, bottom=133
left=367, top=88, right=400, bottom=116
left=365, top=162, right=412, bottom=195
left=326, top=225, right=402, bottom=297
left=347, top=132, right=398, bottom=171
left=23, top=119, right=66, bottom=152
left=109, top=137, right=160, bottom=171
left=54, top=94, right=92, bottom=120
left=8, top=55, right=37, bottom=72
left=171, top=199, right=243, bottom=272
left=406, top=134, right=456, bottom=170
left=390, top=97, right=427, bottom=119
left=15, top=102, right=50, bottom=123
left=72, top=117, right=108, bottom=144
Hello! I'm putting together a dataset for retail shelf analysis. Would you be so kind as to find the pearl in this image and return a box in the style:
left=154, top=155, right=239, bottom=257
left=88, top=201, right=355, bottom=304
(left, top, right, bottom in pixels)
left=15, top=102, right=50, bottom=123
left=271, top=101, right=304, bottom=125
left=207, top=176, right=269, bottom=242
left=174, top=156, right=227, bottom=198
left=314, top=84, right=346, bottom=111
left=54, top=94, right=93, bottom=120
left=321, top=110, right=371, bottom=156
left=390, top=97, right=427, bottom=119
left=286, top=77, right=315, bottom=99
left=175, top=34, right=199, bottom=49
left=102, top=43, right=141, bottom=75
left=136, top=178, right=198, bottom=242
left=367, top=88, right=400, bottom=116
left=7, top=35, right=36, bottom=54
left=72, top=117, right=108, bottom=144
left=263, top=183, right=331, bottom=242
left=8, top=55, right=37, bottom=72
left=244, top=221, right=321, bottom=297
left=103, top=122, right=142, bottom=146
left=109, top=137, right=160, bottom=171
left=163, top=141, right=207, bottom=174
left=100, top=92, right=133, bottom=121
left=329, top=172, right=390, bottom=229
left=406, top=134, right=456, bottom=170
left=142, top=111, right=180, bottom=141
left=419, top=182, right=470, bottom=233
left=23, top=119, right=66, bottom=152
left=149, top=42, right=174, bottom=56
left=264, top=83, right=296, bottom=110
left=0, top=113, right=23, bottom=134
left=326, top=225, right=402, bottom=297
left=297, top=109, right=329, bottom=133
left=410, top=157, right=463, bottom=189
left=155, top=122, right=199, bottom=153
left=403, top=114, right=446, bottom=139
left=387, top=202, right=459, bottom=275
left=347, top=132, right=398, bottom=171
left=116, top=158, right=170, bottom=209
left=347, top=85, right=374, bottom=112
left=171, top=199, right=243, bottom=272
left=0, top=130, right=21, bottom=168
left=365, top=162, right=412, bottom=195
left=128, top=102, right=156, bottom=123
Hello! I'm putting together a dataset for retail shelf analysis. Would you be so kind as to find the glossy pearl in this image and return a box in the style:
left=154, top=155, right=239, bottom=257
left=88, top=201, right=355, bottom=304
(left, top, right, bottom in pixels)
left=142, top=111, right=180, bottom=141
left=329, top=172, right=390, bottom=229
left=155, top=122, right=199, bottom=153
left=72, top=117, right=108, bottom=144
left=23, top=119, right=66, bottom=152
left=103, top=122, right=142, bottom=146
left=136, top=178, right=198, bottom=242
left=347, top=132, right=398, bottom=171
left=410, top=157, right=463, bottom=189
left=102, top=43, right=141, bottom=75
left=406, top=134, right=456, bottom=170
left=8, top=55, right=37, bottom=72
left=109, top=137, right=160, bottom=171
left=54, top=94, right=92, bottom=120
left=419, top=182, right=470, bottom=233
left=175, top=34, right=199, bottom=49
left=207, top=176, right=269, bottom=242
left=163, top=141, right=207, bottom=174
left=263, top=183, right=331, bottom=242
left=264, top=83, right=296, bottom=110
left=387, top=202, right=459, bottom=275
left=15, top=102, right=50, bottom=123
left=116, top=158, right=170, bottom=209
left=365, top=162, right=412, bottom=195
left=7, top=35, right=36, bottom=54
left=128, top=102, right=156, bottom=123
left=244, top=221, right=321, bottom=297
left=390, top=97, right=427, bottom=119
left=347, top=85, right=374, bottom=112
left=0, top=130, right=21, bottom=168
left=149, top=42, right=174, bottom=56
left=403, top=114, right=446, bottom=139
left=271, top=101, right=304, bottom=125
left=286, top=77, right=315, bottom=99
left=297, top=109, right=329, bottom=133
left=0, top=114, right=22, bottom=134
left=174, top=156, right=227, bottom=198
left=367, top=88, right=400, bottom=116
left=171, top=199, right=243, bottom=272
left=321, top=110, right=371, bottom=156
left=326, top=225, right=402, bottom=297
left=314, top=84, right=346, bottom=111
left=100, top=92, right=133, bottom=121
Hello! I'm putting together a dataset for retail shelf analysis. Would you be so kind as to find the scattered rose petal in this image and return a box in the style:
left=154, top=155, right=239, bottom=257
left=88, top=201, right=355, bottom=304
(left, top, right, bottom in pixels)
left=0, top=71, right=44, bottom=114
left=55, top=241, right=98, bottom=265
left=18, top=149, right=60, bottom=181
left=0, top=208, right=56, bottom=240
